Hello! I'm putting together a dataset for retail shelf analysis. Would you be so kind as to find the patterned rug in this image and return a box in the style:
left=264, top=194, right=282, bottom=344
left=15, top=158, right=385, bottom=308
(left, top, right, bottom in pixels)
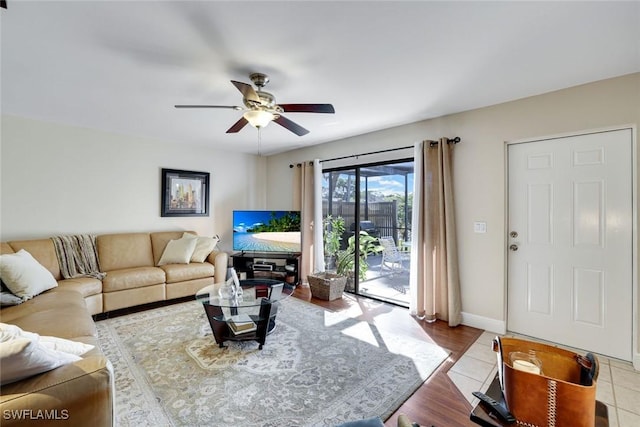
left=96, top=297, right=449, bottom=427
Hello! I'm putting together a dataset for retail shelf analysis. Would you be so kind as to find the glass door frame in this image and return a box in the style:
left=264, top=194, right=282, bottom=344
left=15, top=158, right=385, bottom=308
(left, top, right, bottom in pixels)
left=322, top=157, right=413, bottom=303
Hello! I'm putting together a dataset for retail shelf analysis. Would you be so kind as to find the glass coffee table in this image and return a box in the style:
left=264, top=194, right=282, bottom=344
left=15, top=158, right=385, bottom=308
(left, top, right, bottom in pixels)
left=195, top=279, right=294, bottom=350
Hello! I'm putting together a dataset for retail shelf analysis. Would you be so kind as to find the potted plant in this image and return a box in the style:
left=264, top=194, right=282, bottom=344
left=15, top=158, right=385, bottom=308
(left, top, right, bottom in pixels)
left=335, top=231, right=383, bottom=292
left=322, top=215, right=345, bottom=270
left=308, top=216, right=348, bottom=300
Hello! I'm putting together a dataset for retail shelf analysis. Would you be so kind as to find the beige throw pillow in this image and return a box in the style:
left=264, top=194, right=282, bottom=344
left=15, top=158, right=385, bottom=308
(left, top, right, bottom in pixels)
left=183, top=233, right=219, bottom=263
left=0, top=249, right=58, bottom=299
left=157, top=236, right=198, bottom=266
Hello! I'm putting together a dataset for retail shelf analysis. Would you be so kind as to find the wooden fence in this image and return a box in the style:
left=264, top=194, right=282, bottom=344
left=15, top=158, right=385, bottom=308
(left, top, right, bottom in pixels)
left=322, top=200, right=406, bottom=243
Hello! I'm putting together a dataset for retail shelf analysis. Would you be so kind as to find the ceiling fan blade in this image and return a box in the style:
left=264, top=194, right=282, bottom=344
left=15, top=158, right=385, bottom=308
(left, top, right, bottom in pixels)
left=231, top=80, right=259, bottom=103
left=226, top=117, right=249, bottom=133
left=274, top=115, right=309, bottom=136
left=175, top=105, right=242, bottom=110
left=279, top=104, right=335, bottom=114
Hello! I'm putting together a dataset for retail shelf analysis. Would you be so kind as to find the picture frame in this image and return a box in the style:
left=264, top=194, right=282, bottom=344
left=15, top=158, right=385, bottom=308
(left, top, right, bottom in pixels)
left=161, top=168, right=210, bottom=217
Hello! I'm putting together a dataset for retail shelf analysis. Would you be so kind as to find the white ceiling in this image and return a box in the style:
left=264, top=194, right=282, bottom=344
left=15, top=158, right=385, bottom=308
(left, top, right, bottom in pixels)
left=1, top=1, right=639, bottom=156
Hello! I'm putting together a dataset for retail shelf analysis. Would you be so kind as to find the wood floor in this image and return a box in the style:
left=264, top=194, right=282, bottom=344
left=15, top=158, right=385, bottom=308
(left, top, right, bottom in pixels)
left=292, top=285, right=484, bottom=427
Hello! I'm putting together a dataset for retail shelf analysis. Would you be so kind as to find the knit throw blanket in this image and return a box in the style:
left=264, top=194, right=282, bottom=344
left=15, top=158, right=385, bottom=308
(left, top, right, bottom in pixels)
left=51, top=234, right=106, bottom=280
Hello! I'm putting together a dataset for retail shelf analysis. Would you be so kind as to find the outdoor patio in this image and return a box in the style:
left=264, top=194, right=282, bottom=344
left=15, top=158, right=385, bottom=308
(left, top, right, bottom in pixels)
left=355, top=253, right=410, bottom=306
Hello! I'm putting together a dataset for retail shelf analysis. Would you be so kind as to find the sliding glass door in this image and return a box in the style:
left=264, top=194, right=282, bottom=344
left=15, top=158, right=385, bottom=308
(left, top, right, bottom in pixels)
left=322, top=159, right=414, bottom=306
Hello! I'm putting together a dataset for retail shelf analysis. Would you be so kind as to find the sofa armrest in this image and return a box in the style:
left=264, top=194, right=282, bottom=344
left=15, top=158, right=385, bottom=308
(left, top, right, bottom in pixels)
left=207, top=250, right=229, bottom=283
left=0, top=356, right=114, bottom=427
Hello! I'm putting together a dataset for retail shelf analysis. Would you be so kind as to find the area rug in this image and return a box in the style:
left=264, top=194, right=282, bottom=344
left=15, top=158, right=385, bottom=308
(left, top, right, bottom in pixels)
left=96, top=297, right=449, bottom=427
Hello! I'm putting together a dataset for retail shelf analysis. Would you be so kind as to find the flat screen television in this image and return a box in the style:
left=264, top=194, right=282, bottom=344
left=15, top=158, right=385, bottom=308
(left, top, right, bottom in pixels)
left=233, top=210, right=301, bottom=253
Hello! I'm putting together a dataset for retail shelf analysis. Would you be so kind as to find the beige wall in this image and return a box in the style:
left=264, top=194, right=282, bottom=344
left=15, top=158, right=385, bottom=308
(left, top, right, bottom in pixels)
left=267, top=73, right=640, bottom=363
left=0, top=115, right=267, bottom=251
left=1, top=74, right=638, bottom=363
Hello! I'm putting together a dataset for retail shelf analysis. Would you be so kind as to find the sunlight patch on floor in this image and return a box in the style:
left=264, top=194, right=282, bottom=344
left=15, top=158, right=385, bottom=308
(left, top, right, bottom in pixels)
left=323, top=304, right=363, bottom=327
left=341, top=321, right=380, bottom=347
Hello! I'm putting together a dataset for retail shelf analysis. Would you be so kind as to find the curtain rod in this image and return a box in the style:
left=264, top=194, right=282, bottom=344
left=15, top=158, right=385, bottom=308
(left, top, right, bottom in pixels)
left=319, top=145, right=414, bottom=163
left=290, top=162, right=313, bottom=168
left=429, top=136, right=461, bottom=147
left=288, top=137, right=461, bottom=168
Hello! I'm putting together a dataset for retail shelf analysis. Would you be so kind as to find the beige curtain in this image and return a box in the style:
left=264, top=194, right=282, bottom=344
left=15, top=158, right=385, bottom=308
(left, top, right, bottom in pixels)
left=409, top=138, right=462, bottom=326
left=293, top=161, right=317, bottom=284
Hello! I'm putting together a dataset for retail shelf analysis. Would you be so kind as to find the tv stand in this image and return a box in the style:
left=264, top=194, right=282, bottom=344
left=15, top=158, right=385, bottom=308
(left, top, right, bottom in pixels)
left=232, top=252, right=301, bottom=286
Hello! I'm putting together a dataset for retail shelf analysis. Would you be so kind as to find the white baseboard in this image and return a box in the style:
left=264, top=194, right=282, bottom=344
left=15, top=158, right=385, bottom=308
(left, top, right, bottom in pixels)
left=461, top=312, right=506, bottom=335
left=634, top=353, right=640, bottom=371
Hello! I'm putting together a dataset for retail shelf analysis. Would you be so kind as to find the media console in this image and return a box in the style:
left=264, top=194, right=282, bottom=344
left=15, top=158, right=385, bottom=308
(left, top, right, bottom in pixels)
left=232, top=252, right=301, bottom=286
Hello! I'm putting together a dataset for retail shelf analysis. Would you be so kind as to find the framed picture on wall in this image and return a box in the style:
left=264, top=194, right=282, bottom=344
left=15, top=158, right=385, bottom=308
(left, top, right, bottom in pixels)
left=161, top=168, right=210, bottom=217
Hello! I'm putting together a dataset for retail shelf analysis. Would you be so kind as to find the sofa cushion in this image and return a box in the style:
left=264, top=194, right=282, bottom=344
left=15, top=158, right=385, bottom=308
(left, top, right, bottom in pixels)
left=6, top=239, right=62, bottom=280
left=84, top=294, right=103, bottom=316
left=58, top=277, right=102, bottom=297
left=0, top=249, right=58, bottom=300
left=160, top=262, right=215, bottom=284
left=1, top=242, right=15, bottom=255
left=0, top=288, right=88, bottom=322
left=97, top=233, right=154, bottom=271
left=6, top=306, right=97, bottom=340
left=101, top=266, right=165, bottom=292
left=103, top=283, right=165, bottom=312
left=157, top=235, right=197, bottom=265
left=184, top=233, right=220, bottom=263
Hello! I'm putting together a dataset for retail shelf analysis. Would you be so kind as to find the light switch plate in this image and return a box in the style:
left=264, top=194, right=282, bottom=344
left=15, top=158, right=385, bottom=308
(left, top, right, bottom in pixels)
left=474, top=221, right=487, bottom=233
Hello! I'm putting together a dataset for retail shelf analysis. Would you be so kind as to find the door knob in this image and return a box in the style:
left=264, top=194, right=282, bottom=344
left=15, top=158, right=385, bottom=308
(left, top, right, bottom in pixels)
left=509, top=244, right=518, bottom=251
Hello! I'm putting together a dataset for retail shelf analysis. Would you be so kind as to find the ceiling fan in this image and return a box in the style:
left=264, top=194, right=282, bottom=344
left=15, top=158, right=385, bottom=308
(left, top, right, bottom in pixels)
left=175, top=73, right=335, bottom=136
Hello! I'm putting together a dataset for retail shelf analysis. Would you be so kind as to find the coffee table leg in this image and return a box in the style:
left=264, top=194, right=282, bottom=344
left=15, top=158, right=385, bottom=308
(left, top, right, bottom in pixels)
left=202, top=304, right=228, bottom=347
left=256, top=300, right=273, bottom=350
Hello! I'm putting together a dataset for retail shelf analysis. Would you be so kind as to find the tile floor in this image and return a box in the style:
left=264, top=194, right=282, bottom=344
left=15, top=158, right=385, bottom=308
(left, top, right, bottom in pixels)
left=448, top=331, right=640, bottom=427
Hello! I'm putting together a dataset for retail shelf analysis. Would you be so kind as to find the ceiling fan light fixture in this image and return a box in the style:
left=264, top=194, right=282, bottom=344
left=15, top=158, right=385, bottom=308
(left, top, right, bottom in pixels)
left=243, top=110, right=274, bottom=128
left=176, top=73, right=334, bottom=136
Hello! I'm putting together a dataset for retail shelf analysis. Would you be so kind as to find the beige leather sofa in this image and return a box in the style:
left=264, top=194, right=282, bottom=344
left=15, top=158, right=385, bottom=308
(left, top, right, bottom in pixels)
left=0, top=230, right=228, bottom=426
left=1, top=289, right=114, bottom=426
left=2, top=230, right=228, bottom=315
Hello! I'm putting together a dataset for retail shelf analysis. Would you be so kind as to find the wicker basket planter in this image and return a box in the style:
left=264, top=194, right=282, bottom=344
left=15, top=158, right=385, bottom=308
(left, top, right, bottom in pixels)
left=307, top=272, right=347, bottom=301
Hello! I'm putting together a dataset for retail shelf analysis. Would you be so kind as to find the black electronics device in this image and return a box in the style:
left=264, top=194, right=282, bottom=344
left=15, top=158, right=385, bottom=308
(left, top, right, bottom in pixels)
left=472, top=391, right=516, bottom=424
left=252, top=263, right=274, bottom=271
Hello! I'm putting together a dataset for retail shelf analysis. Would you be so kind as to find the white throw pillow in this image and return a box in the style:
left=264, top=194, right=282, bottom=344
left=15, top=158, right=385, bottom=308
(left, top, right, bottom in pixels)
left=39, top=336, right=95, bottom=356
left=183, top=233, right=219, bottom=263
left=0, top=323, right=94, bottom=356
left=0, top=249, right=58, bottom=299
left=0, top=338, right=81, bottom=385
left=0, top=323, right=38, bottom=342
left=157, top=236, right=198, bottom=266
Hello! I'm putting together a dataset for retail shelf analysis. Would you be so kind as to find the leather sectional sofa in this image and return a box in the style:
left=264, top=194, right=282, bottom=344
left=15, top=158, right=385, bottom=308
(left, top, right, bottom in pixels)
left=0, top=230, right=228, bottom=426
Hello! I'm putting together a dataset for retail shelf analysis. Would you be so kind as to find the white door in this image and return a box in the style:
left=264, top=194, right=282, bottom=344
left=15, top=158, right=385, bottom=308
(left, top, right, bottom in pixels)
left=507, top=129, right=633, bottom=360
